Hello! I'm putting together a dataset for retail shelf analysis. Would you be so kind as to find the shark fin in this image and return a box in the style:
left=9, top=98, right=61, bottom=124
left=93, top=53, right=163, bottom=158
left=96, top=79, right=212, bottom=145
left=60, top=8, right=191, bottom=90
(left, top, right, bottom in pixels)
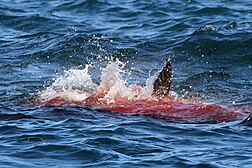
left=152, top=61, right=172, bottom=96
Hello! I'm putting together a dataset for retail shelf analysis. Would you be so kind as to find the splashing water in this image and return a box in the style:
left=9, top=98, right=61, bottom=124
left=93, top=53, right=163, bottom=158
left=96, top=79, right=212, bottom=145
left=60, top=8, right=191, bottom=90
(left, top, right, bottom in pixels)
left=97, top=60, right=156, bottom=104
left=39, top=60, right=155, bottom=104
left=39, top=65, right=98, bottom=102
left=37, top=60, right=251, bottom=124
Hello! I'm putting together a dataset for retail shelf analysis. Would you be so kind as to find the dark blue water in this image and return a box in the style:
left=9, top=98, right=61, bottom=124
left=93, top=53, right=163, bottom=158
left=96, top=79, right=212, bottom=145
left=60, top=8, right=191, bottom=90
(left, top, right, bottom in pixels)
left=1, top=0, right=252, bottom=167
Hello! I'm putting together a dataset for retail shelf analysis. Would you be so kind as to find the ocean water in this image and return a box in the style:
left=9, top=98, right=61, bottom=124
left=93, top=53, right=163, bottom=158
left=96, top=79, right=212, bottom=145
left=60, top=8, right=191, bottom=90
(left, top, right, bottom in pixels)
left=0, top=0, right=252, bottom=167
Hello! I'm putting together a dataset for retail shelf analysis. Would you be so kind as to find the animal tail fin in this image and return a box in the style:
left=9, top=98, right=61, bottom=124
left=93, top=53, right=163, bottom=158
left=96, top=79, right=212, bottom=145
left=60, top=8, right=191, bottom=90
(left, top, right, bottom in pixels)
left=152, top=61, right=172, bottom=96
left=240, top=113, right=252, bottom=127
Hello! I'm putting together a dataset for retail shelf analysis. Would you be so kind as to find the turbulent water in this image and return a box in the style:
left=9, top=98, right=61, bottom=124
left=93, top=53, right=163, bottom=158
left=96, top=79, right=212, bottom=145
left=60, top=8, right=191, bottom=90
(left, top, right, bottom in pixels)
left=1, top=0, right=252, bottom=167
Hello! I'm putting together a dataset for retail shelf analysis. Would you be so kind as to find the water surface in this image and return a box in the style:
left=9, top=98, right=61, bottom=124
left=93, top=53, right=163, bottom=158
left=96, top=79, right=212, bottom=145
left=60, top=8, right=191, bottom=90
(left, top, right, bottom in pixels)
left=0, top=0, right=252, bottom=167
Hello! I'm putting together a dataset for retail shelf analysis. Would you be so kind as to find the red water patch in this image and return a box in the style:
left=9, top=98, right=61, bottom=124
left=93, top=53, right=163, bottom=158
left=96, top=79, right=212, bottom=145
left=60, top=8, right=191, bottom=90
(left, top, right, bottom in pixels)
left=34, top=61, right=251, bottom=124
left=36, top=94, right=251, bottom=124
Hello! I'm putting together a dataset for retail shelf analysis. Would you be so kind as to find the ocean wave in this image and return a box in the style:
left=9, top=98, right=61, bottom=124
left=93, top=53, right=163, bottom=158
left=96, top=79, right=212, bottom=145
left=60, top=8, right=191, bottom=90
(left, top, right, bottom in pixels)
left=0, top=113, right=35, bottom=121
